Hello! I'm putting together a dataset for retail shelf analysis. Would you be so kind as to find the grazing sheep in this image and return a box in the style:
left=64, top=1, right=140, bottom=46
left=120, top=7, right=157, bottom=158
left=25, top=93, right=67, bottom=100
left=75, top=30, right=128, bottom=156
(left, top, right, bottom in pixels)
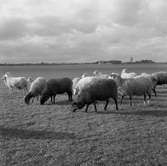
left=24, top=77, right=47, bottom=104
left=119, top=76, right=153, bottom=106
left=74, top=73, right=113, bottom=96
left=121, top=68, right=137, bottom=79
left=1, top=72, right=29, bottom=93
left=72, top=78, right=118, bottom=112
left=40, top=77, right=73, bottom=105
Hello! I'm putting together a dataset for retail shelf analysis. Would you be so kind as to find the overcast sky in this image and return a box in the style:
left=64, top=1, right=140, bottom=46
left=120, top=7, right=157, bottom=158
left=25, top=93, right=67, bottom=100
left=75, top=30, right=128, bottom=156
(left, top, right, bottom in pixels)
left=0, top=0, right=167, bottom=63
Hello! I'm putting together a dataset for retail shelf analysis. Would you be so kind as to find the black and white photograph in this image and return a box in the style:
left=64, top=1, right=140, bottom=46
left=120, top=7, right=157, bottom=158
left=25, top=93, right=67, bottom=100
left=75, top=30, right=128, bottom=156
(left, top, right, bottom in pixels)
left=1, top=0, right=167, bottom=165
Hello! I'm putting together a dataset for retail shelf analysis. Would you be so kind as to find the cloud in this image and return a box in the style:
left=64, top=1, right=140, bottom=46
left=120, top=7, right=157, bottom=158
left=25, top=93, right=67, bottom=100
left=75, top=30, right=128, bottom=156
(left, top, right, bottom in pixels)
left=0, top=18, right=28, bottom=40
left=0, top=0, right=167, bottom=63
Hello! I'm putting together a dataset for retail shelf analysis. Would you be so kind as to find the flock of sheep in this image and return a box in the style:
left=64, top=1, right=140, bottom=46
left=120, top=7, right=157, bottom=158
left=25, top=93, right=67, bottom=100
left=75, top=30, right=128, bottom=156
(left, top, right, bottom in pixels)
left=1, top=69, right=167, bottom=112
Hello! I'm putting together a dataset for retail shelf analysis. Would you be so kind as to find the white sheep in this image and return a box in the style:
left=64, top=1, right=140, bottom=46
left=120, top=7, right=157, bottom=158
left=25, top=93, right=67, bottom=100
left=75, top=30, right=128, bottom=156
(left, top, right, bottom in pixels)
left=118, top=76, right=153, bottom=106
left=93, top=70, right=112, bottom=79
left=121, top=68, right=137, bottom=79
left=24, top=77, right=47, bottom=104
left=81, top=73, right=89, bottom=78
left=1, top=72, right=30, bottom=93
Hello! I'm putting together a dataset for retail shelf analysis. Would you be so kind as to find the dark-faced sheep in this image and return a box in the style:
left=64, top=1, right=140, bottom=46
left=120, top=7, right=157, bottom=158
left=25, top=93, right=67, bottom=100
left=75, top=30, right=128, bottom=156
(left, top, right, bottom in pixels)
left=72, top=78, right=118, bottom=112
left=40, top=77, right=73, bottom=105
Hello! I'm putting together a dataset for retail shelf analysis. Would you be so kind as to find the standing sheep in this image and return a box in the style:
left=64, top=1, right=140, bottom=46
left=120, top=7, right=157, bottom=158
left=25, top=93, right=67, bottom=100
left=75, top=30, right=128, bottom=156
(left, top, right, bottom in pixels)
left=119, top=76, right=153, bottom=106
left=24, top=77, right=47, bottom=104
left=72, top=78, right=118, bottom=112
left=135, top=73, right=158, bottom=96
left=1, top=72, right=30, bottom=93
left=40, top=77, right=73, bottom=105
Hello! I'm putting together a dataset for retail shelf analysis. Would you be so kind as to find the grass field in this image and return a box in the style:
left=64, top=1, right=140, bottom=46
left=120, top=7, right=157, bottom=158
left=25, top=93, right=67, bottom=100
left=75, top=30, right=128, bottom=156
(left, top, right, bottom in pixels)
left=1, top=64, right=167, bottom=166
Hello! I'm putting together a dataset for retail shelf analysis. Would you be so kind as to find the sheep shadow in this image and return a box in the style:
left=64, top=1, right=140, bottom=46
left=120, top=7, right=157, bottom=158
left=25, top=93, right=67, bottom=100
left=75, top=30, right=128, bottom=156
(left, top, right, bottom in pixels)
left=55, top=100, right=73, bottom=106
left=96, top=110, right=167, bottom=117
left=0, top=126, right=76, bottom=140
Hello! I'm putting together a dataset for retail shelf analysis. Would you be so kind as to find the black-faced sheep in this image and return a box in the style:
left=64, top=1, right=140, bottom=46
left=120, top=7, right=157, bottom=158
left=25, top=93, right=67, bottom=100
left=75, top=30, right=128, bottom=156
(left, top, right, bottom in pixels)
left=40, top=77, right=73, bottom=105
left=24, top=77, right=47, bottom=104
left=72, top=78, right=118, bottom=112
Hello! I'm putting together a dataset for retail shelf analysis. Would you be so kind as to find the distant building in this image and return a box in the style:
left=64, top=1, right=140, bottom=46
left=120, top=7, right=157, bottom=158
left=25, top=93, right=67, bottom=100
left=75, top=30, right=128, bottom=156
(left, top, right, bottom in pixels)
left=130, top=57, right=134, bottom=63
left=135, top=60, right=155, bottom=64
left=95, top=60, right=122, bottom=64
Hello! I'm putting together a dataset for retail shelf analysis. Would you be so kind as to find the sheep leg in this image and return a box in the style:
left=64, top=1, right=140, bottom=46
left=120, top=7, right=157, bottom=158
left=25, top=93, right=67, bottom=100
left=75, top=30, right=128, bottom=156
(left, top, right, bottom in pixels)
left=52, top=95, right=56, bottom=104
left=147, top=91, right=151, bottom=104
left=85, top=104, right=90, bottom=112
left=120, top=95, right=124, bottom=104
left=104, top=99, right=109, bottom=111
left=68, top=91, right=73, bottom=101
left=143, top=93, right=147, bottom=105
left=129, top=96, right=132, bottom=106
left=50, top=96, right=53, bottom=104
left=93, top=103, right=97, bottom=112
left=113, top=97, right=118, bottom=110
left=152, top=88, right=157, bottom=97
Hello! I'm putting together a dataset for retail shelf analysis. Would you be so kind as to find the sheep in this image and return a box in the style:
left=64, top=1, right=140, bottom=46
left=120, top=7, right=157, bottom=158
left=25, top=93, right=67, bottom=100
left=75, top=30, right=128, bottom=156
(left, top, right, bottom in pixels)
left=121, top=68, right=137, bottom=79
left=81, top=73, right=89, bottom=78
left=152, top=71, right=167, bottom=86
left=74, top=72, right=115, bottom=96
left=24, top=77, right=47, bottom=104
left=40, top=77, right=73, bottom=105
left=93, top=70, right=112, bottom=79
left=73, top=76, right=96, bottom=95
left=72, top=78, right=118, bottom=112
left=118, top=76, right=153, bottom=106
left=134, top=73, right=158, bottom=96
left=1, top=72, right=29, bottom=93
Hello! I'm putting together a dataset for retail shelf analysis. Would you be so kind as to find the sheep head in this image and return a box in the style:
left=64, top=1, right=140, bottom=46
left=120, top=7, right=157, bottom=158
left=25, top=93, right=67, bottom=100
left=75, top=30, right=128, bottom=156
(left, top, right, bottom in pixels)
left=24, top=92, right=33, bottom=104
left=71, top=101, right=85, bottom=112
left=40, top=94, right=50, bottom=105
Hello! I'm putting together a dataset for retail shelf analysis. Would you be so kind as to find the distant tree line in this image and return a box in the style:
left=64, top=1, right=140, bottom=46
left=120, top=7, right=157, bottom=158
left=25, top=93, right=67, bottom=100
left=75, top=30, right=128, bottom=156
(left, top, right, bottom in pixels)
left=0, top=59, right=159, bottom=66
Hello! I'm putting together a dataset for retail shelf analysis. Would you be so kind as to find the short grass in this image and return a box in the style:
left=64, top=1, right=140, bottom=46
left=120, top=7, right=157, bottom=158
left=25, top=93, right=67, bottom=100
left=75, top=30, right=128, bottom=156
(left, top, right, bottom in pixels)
left=1, top=85, right=167, bottom=166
